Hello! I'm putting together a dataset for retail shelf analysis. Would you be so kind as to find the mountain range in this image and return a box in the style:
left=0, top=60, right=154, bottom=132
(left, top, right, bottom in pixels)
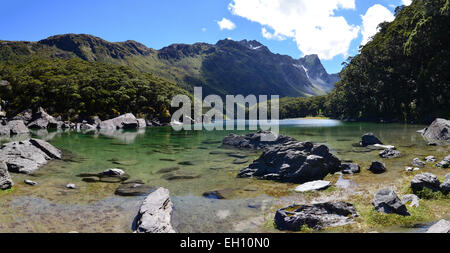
left=0, top=34, right=338, bottom=98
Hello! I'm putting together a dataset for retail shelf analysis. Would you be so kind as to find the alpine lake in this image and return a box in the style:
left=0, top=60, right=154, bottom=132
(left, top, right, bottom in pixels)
left=0, top=119, right=448, bottom=233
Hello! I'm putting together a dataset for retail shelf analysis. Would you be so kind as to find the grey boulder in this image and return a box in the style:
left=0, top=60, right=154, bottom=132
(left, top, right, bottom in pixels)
left=274, top=202, right=359, bottom=231
left=222, top=131, right=296, bottom=150
left=401, top=194, right=420, bottom=208
left=133, top=187, right=176, bottom=233
left=0, top=139, right=62, bottom=174
left=436, top=155, right=450, bottom=168
left=294, top=180, right=331, bottom=192
left=0, top=161, right=13, bottom=190
left=410, top=173, right=441, bottom=192
left=368, top=161, right=387, bottom=174
left=412, top=158, right=426, bottom=167
left=238, top=141, right=341, bottom=184
left=422, top=118, right=450, bottom=142
left=7, top=120, right=30, bottom=135
left=440, top=174, right=450, bottom=193
left=27, top=107, right=59, bottom=129
left=98, top=113, right=139, bottom=130
left=426, top=219, right=450, bottom=233
left=341, top=163, right=360, bottom=174
left=372, top=189, right=410, bottom=216
left=379, top=149, right=402, bottom=159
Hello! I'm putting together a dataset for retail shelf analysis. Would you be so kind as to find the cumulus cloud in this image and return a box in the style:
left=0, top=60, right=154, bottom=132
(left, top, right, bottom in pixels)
left=360, top=4, right=395, bottom=45
left=228, top=0, right=360, bottom=60
left=261, top=27, right=285, bottom=41
left=217, top=18, right=236, bottom=30
left=402, top=0, right=412, bottom=6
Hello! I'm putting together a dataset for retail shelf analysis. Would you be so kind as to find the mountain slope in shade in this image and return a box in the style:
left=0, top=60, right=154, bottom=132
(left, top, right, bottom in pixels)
left=0, top=34, right=339, bottom=97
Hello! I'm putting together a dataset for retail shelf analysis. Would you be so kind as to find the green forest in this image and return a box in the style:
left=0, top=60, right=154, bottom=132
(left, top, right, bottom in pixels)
left=0, top=58, right=189, bottom=121
left=280, top=0, right=450, bottom=123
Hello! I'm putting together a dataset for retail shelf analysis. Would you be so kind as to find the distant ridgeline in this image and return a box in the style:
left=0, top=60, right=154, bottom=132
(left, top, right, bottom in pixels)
left=0, top=34, right=337, bottom=99
left=279, top=0, right=450, bottom=123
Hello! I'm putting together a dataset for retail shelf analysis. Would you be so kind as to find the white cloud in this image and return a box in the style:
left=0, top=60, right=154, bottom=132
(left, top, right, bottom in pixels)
left=402, top=0, right=412, bottom=6
left=202, top=28, right=207, bottom=32
left=261, top=27, right=285, bottom=41
left=360, top=4, right=395, bottom=45
left=228, top=0, right=360, bottom=60
left=217, top=18, right=236, bottom=30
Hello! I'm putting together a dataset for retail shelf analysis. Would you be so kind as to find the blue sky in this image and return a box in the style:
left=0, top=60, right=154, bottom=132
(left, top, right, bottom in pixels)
left=0, top=0, right=410, bottom=73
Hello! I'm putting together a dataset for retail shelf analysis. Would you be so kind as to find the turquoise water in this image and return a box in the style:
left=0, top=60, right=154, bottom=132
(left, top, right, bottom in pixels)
left=0, top=119, right=448, bottom=233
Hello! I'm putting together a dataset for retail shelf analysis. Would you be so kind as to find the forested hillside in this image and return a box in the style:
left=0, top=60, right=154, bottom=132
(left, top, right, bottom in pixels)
left=280, top=0, right=450, bottom=123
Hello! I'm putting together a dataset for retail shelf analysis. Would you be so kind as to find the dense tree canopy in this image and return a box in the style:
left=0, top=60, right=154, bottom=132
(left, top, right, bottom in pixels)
left=0, top=58, right=190, bottom=121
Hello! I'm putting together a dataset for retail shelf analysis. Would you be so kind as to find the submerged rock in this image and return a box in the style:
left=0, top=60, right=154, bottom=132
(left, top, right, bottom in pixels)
left=372, top=189, right=410, bottom=216
left=0, top=139, right=62, bottom=174
left=341, top=163, right=360, bottom=174
left=0, top=161, right=13, bottom=190
left=410, top=173, right=441, bottom=192
left=274, top=202, right=358, bottom=231
left=368, top=161, right=386, bottom=174
left=203, top=191, right=226, bottom=199
left=161, top=171, right=200, bottom=181
left=133, top=187, right=176, bottom=233
left=422, top=118, right=450, bottom=142
left=222, top=131, right=296, bottom=150
left=238, top=141, right=341, bottom=184
left=77, top=169, right=130, bottom=183
left=294, top=180, right=331, bottom=192
left=115, top=182, right=153, bottom=196
left=360, top=133, right=383, bottom=147
left=426, top=219, right=450, bottom=233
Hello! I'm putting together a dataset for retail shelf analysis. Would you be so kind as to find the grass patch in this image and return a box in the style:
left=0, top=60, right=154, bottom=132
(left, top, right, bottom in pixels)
left=0, top=187, right=15, bottom=196
left=411, top=188, right=449, bottom=200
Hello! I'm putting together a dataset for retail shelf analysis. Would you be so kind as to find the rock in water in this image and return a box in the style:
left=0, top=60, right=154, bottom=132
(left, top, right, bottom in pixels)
left=24, top=179, right=38, bottom=186
left=98, top=113, right=139, bottom=130
left=115, top=182, right=153, bottom=196
left=368, top=162, right=387, bottom=174
left=436, top=155, right=450, bottom=168
left=440, top=174, right=450, bottom=193
left=412, top=158, right=426, bottom=167
left=7, top=120, right=30, bottom=135
left=274, top=202, right=358, bottom=231
left=238, top=141, right=341, bottom=184
left=422, top=118, right=450, bottom=142
left=294, top=180, right=331, bottom=192
left=410, top=173, right=441, bottom=192
left=133, top=187, right=176, bottom=233
left=101, top=168, right=126, bottom=177
left=222, top=131, right=296, bottom=150
left=137, top=118, right=147, bottom=128
left=426, top=219, right=450, bottom=233
left=360, top=133, right=383, bottom=147
left=0, top=161, right=13, bottom=190
left=379, top=149, right=402, bottom=159
left=341, top=163, right=360, bottom=174
left=0, top=139, right=62, bottom=174
left=372, top=189, right=410, bottom=216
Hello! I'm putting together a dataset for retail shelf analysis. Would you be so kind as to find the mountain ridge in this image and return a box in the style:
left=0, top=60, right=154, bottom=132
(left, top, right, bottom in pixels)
left=0, top=33, right=339, bottom=97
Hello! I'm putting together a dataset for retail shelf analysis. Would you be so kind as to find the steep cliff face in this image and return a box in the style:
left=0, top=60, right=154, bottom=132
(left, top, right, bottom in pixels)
left=0, top=34, right=339, bottom=97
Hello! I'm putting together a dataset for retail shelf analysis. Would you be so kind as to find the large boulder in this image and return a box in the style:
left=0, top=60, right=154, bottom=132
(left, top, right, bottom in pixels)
left=222, top=131, right=296, bottom=150
left=98, top=113, right=139, bottom=130
left=133, top=187, right=176, bottom=233
left=7, top=120, right=30, bottom=135
left=274, top=202, right=358, bottom=231
left=238, top=141, right=341, bottom=184
left=422, top=118, right=450, bottom=142
left=27, top=107, right=58, bottom=129
left=410, top=173, right=441, bottom=192
left=372, top=189, right=410, bottom=216
left=0, top=161, right=13, bottom=190
left=360, top=133, right=383, bottom=147
left=0, top=123, right=9, bottom=137
left=11, top=109, right=33, bottom=125
left=137, top=118, right=147, bottom=128
left=426, top=219, right=450, bottom=233
left=0, top=139, right=62, bottom=174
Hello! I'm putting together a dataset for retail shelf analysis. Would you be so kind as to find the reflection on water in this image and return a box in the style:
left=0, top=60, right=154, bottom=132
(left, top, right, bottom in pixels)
left=0, top=119, right=448, bottom=233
